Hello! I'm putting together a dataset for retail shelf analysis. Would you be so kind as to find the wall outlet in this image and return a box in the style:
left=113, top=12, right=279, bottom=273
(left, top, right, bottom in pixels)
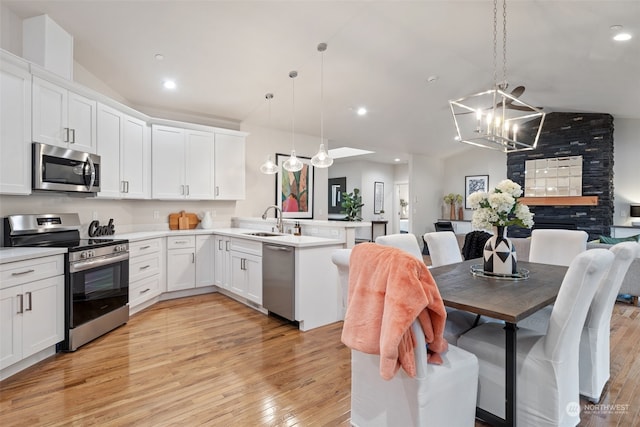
left=153, top=211, right=159, bottom=219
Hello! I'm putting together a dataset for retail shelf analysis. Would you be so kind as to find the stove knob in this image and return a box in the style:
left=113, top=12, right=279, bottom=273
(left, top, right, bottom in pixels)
left=80, top=251, right=88, bottom=259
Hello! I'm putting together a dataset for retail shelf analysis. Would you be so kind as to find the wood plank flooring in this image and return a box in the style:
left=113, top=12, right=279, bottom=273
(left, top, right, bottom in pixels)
left=1, top=292, right=639, bottom=426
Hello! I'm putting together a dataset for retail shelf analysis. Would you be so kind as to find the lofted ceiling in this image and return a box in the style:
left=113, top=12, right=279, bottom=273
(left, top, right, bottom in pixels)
left=3, top=0, right=639, bottom=162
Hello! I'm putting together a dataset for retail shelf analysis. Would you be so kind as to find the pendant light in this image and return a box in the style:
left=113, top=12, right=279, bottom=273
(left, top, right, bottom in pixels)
left=311, top=42, right=333, bottom=168
left=259, top=93, right=278, bottom=175
left=282, top=70, right=303, bottom=172
left=449, top=0, right=545, bottom=152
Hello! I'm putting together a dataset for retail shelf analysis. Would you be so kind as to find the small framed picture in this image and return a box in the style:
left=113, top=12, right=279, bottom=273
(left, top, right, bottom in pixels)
left=465, top=175, right=489, bottom=209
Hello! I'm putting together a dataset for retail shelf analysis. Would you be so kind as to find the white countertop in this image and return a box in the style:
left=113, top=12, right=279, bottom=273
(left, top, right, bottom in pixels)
left=114, top=227, right=344, bottom=248
left=0, top=247, right=67, bottom=264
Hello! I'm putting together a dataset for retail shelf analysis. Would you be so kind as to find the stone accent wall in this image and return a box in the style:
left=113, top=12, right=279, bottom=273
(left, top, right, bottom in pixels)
left=507, top=112, right=614, bottom=240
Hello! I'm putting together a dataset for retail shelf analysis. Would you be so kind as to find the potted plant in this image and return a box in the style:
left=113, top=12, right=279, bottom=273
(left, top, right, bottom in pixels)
left=443, top=193, right=463, bottom=220
left=341, top=188, right=364, bottom=221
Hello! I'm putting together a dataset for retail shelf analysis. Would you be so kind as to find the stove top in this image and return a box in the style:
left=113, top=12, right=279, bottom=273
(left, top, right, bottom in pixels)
left=23, top=237, right=129, bottom=251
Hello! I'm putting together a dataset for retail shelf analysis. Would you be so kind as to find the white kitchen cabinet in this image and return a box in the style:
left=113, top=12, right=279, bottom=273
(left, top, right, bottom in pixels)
left=0, top=254, right=64, bottom=372
left=32, top=76, right=96, bottom=153
left=214, top=235, right=231, bottom=290
left=228, top=238, right=262, bottom=304
left=214, top=132, right=245, bottom=200
left=151, top=125, right=214, bottom=200
left=97, top=103, right=149, bottom=199
left=0, top=52, right=32, bottom=195
left=195, top=235, right=215, bottom=287
left=129, top=238, right=164, bottom=312
left=166, top=236, right=196, bottom=291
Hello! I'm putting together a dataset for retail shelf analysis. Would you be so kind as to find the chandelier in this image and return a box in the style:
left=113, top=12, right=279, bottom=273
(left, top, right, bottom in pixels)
left=311, top=42, right=333, bottom=168
left=449, top=0, right=545, bottom=153
left=259, top=93, right=278, bottom=175
left=282, top=70, right=303, bottom=172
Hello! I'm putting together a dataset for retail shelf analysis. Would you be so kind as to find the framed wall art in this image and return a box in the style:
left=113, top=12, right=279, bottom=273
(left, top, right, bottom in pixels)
left=275, top=153, right=314, bottom=219
left=465, top=175, right=489, bottom=209
left=374, top=181, right=384, bottom=214
left=328, top=177, right=346, bottom=214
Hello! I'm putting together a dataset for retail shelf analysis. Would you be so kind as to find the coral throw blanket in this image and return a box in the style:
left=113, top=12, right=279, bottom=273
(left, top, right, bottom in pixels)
left=341, top=243, right=448, bottom=380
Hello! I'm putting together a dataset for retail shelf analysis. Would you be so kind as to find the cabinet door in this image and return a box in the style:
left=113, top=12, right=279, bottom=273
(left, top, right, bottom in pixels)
left=96, top=103, right=123, bottom=198
left=0, top=286, right=22, bottom=370
left=214, top=133, right=245, bottom=200
left=185, top=130, right=215, bottom=199
left=195, top=235, right=215, bottom=287
left=151, top=125, right=185, bottom=199
left=166, top=248, right=196, bottom=291
left=122, top=115, right=149, bottom=199
left=214, top=236, right=230, bottom=289
left=67, top=91, right=97, bottom=153
left=229, top=252, right=247, bottom=297
left=32, top=76, right=67, bottom=147
left=21, top=275, right=64, bottom=358
left=0, top=59, right=31, bottom=195
left=244, top=254, right=262, bottom=304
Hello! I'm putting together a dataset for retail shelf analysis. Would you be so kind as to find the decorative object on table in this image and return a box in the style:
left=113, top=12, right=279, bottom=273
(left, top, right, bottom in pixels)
left=199, top=211, right=214, bottom=229
left=468, top=179, right=534, bottom=275
left=378, top=209, right=385, bottom=220
left=328, top=177, right=346, bottom=214
left=275, top=153, right=314, bottom=219
left=374, top=181, right=384, bottom=214
left=169, top=211, right=200, bottom=230
left=449, top=0, right=546, bottom=153
left=464, top=175, right=489, bottom=209
left=341, top=188, right=364, bottom=221
left=443, top=193, right=463, bottom=220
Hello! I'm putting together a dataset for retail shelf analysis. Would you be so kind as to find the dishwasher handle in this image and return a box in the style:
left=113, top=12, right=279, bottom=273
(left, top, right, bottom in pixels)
left=264, top=244, right=293, bottom=252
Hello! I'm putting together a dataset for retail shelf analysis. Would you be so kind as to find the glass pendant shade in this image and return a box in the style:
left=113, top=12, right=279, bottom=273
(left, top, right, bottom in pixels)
left=283, top=150, right=303, bottom=172
left=260, top=154, right=278, bottom=174
left=311, top=143, right=333, bottom=167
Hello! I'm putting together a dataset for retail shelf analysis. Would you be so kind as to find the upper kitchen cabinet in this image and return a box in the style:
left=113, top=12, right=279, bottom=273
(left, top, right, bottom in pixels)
left=151, top=124, right=215, bottom=200
left=97, top=103, right=150, bottom=199
left=0, top=52, right=32, bottom=195
left=214, top=132, right=246, bottom=200
left=32, top=76, right=97, bottom=153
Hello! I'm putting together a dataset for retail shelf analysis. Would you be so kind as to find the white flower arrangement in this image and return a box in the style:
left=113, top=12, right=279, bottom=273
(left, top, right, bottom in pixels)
left=468, top=179, right=534, bottom=231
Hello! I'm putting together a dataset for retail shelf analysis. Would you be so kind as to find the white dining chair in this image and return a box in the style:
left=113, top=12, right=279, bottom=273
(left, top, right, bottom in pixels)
left=423, top=231, right=463, bottom=267
left=458, top=249, right=614, bottom=427
left=331, top=249, right=352, bottom=319
left=331, top=248, right=479, bottom=427
left=375, top=234, right=423, bottom=260
left=529, top=229, right=588, bottom=266
left=517, top=241, right=639, bottom=403
left=423, top=231, right=481, bottom=345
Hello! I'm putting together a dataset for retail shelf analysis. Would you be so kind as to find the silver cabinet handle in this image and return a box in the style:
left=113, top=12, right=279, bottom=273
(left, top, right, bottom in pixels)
left=186, top=185, right=190, bottom=196
left=121, top=181, right=126, bottom=193
left=12, top=269, right=35, bottom=276
left=215, top=186, right=220, bottom=196
left=180, top=184, right=185, bottom=195
left=64, top=127, right=70, bottom=142
left=218, top=240, right=223, bottom=250
left=141, top=288, right=151, bottom=294
left=140, top=245, right=151, bottom=250
left=174, top=240, right=190, bottom=244
left=225, top=241, right=230, bottom=251
left=140, top=265, right=151, bottom=270
left=25, top=292, right=32, bottom=311
left=192, top=253, right=195, bottom=263
left=70, top=128, right=76, bottom=143
left=17, top=294, right=23, bottom=314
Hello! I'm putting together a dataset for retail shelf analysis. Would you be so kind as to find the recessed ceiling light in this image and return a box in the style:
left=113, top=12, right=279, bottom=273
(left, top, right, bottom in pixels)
left=394, top=158, right=401, bottom=162
left=163, top=80, right=176, bottom=89
left=613, top=32, right=632, bottom=41
left=357, top=107, right=367, bottom=116
left=154, top=53, right=164, bottom=61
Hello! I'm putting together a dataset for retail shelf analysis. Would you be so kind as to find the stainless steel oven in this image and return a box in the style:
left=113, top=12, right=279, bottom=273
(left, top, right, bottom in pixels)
left=32, top=142, right=101, bottom=194
left=3, top=213, right=129, bottom=351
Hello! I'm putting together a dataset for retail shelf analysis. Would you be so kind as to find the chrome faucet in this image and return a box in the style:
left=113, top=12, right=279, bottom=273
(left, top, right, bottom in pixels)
left=262, top=205, right=283, bottom=233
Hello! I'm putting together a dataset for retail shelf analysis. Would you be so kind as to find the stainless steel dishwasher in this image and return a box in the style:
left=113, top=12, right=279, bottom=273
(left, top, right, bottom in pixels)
left=262, top=243, right=295, bottom=321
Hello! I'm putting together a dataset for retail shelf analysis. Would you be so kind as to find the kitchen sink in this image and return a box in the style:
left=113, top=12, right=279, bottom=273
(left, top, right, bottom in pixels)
left=243, top=231, right=282, bottom=237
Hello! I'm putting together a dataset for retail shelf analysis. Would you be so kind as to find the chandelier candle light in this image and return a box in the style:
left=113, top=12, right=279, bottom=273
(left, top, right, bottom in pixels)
left=449, top=0, right=545, bottom=153
left=468, top=179, right=534, bottom=275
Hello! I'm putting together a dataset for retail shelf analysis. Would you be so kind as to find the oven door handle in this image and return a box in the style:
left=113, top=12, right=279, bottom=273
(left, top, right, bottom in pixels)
left=69, top=253, right=129, bottom=273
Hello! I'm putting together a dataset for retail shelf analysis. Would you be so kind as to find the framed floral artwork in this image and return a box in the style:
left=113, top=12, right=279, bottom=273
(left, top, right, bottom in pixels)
left=275, top=153, right=314, bottom=219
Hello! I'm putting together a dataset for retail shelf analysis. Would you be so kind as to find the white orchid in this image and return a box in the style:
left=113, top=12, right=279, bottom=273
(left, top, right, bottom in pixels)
left=469, top=179, right=534, bottom=230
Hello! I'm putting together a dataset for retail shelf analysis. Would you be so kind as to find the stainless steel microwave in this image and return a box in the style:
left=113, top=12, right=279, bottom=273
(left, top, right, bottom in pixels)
left=32, top=142, right=101, bottom=194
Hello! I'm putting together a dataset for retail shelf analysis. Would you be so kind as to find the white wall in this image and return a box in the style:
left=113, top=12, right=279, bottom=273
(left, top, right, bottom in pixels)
left=0, top=4, right=22, bottom=55
left=613, top=118, right=640, bottom=226
left=237, top=122, right=328, bottom=220
left=409, top=154, right=445, bottom=249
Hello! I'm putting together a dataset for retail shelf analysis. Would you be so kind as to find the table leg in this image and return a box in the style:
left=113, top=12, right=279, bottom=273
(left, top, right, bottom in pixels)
left=505, top=321, right=517, bottom=426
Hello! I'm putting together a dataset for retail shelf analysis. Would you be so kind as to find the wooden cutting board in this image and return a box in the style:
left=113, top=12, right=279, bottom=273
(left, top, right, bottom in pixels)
left=168, top=211, right=200, bottom=230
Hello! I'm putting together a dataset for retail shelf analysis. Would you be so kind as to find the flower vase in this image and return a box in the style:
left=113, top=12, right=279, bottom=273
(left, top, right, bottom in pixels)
left=483, top=226, right=517, bottom=275
left=450, top=204, right=456, bottom=220
left=458, top=206, right=464, bottom=221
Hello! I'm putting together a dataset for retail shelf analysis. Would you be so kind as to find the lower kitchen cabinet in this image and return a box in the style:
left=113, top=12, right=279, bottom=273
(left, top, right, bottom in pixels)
left=195, top=235, right=215, bottom=287
left=166, top=234, right=215, bottom=292
left=129, top=238, right=164, bottom=311
left=214, top=235, right=231, bottom=290
left=230, top=251, right=262, bottom=304
left=0, top=254, right=65, bottom=374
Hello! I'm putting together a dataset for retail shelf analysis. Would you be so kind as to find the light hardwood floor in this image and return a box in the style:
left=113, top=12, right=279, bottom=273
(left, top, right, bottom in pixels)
left=1, top=292, right=639, bottom=426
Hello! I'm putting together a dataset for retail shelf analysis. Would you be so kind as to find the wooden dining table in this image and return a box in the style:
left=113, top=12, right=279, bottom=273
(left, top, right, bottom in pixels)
left=429, top=258, right=569, bottom=427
